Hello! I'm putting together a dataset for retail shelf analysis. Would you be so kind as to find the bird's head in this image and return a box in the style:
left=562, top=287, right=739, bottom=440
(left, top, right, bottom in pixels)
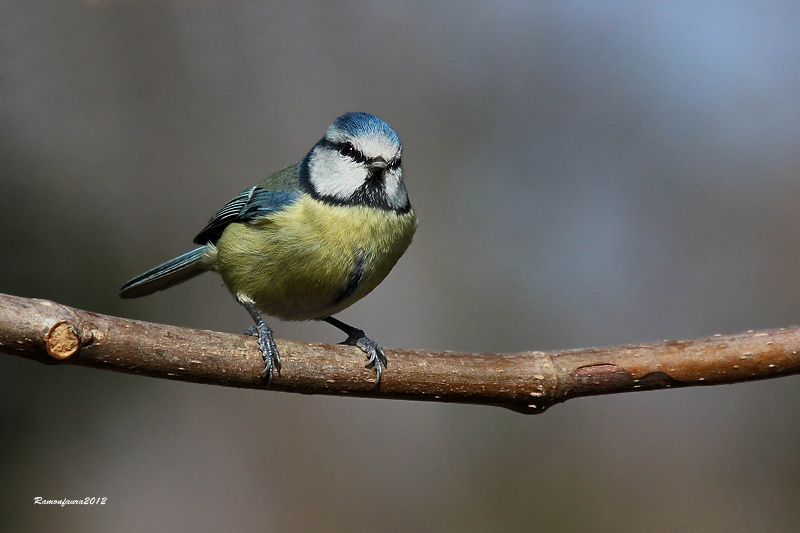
left=303, top=112, right=409, bottom=213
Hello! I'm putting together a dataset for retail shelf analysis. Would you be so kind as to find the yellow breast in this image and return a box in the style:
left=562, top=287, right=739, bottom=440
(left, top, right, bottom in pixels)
left=213, top=195, right=417, bottom=321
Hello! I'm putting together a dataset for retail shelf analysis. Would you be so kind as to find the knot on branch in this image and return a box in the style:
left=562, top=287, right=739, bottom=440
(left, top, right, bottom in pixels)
left=45, top=321, right=80, bottom=360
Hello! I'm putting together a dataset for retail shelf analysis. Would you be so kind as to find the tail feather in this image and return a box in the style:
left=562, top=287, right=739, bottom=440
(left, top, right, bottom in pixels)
left=120, top=247, right=208, bottom=299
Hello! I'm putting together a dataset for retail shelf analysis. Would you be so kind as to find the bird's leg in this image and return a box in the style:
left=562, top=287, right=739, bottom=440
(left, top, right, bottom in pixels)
left=324, top=316, right=387, bottom=387
left=243, top=302, right=281, bottom=386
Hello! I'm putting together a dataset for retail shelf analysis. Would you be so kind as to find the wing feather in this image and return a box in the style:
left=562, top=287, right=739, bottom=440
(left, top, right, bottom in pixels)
left=193, top=187, right=300, bottom=245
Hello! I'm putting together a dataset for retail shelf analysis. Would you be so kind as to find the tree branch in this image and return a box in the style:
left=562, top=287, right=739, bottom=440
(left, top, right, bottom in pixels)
left=2, top=292, right=799, bottom=414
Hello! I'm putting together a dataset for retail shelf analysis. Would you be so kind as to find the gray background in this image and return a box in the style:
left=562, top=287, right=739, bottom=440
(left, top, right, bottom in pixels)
left=3, top=1, right=800, bottom=531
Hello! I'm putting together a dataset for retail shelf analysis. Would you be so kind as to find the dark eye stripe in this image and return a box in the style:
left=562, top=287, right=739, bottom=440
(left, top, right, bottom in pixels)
left=319, top=138, right=396, bottom=167
left=343, top=145, right=368, bottom=164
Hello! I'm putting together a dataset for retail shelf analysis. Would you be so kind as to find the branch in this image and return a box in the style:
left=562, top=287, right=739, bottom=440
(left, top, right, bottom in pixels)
left=2, top=292, right=799, bottom=414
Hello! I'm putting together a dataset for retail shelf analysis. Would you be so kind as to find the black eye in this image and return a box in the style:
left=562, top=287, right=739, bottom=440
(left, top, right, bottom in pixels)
left=339, top=143, right=355, bottom=157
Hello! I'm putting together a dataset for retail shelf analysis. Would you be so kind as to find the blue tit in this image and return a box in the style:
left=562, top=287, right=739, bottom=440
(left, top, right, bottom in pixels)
left=120, top=112, right=417, bottom=386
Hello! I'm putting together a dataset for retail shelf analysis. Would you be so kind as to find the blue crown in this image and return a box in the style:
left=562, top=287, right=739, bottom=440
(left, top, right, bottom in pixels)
left=334, top=112, right=400, bottom=145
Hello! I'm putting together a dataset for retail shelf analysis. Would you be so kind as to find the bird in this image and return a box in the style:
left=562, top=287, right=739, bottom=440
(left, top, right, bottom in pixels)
left=120, top=112, right=417, bottom=386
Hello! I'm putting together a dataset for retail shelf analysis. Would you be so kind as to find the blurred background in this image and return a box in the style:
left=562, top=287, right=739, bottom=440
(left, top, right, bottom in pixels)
left=3, top=1, right=800, bottom=531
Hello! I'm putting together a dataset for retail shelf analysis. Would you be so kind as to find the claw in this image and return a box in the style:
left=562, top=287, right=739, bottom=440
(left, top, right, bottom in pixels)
left=335, top=322, right=388, bottom=388
left=243, top=303, right=281, bottom=386
left=321, top=317, right=390, bottom=387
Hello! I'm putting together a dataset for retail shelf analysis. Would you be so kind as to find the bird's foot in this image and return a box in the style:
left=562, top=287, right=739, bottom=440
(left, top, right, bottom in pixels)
left=340, top=328, right=387, bottom=388
left=323, top=316, right=388, bottom=388
left=245, top=324, right=281, bottom=385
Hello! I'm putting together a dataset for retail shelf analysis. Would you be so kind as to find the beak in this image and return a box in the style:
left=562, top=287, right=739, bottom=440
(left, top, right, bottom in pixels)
left=369, top=157, right=387, bottom=170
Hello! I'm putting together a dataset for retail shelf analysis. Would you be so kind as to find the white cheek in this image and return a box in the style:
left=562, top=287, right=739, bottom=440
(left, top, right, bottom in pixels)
left=384, top=168, right=409, bottom=208
left=310, top=150, right=367, bottom=200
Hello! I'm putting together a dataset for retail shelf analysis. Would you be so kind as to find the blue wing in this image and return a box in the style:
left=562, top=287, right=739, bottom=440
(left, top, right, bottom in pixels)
left=193, top=186, right=300, bottom=245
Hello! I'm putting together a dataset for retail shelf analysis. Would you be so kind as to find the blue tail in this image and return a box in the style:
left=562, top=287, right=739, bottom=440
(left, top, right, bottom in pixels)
left=120, top=247, right=208, bottom=299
